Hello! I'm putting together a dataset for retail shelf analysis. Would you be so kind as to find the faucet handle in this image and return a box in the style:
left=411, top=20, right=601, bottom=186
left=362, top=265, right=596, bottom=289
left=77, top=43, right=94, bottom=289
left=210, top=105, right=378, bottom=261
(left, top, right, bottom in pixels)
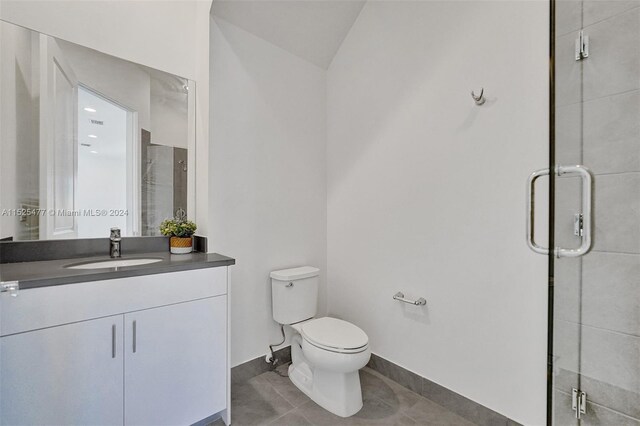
left=110, top=227, right=121, bottom=240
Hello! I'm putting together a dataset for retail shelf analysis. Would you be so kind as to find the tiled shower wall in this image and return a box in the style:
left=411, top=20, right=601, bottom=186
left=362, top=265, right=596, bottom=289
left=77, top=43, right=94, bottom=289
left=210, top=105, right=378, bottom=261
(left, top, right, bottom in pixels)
left=554, top=1, right=640, bottom=424
left=141, top=129, right=188, bottom=236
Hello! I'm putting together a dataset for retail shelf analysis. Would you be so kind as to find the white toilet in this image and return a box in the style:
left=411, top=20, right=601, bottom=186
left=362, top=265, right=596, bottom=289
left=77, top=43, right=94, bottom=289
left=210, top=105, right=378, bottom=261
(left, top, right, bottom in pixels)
left=270, top=266, right=371, bottom=418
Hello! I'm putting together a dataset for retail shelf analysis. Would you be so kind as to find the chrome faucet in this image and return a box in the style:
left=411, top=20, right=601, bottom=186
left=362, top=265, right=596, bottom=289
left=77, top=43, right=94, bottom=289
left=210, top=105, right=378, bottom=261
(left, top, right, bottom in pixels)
left=110, top=227, right=122, bottom=258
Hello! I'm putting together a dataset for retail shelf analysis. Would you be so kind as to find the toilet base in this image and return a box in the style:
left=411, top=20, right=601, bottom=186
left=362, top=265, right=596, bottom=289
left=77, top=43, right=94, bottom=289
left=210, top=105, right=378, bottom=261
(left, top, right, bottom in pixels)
left=289, top=335, right=366, bottom=417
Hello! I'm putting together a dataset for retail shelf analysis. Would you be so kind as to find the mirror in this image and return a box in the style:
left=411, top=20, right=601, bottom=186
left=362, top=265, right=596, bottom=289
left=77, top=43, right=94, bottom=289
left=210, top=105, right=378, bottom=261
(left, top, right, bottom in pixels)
left=0, top=20, right=195, bottom=241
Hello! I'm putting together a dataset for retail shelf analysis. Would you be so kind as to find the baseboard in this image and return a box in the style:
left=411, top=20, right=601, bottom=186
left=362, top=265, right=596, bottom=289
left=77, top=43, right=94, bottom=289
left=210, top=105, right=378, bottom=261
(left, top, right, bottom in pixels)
left=367, top=354, right=521, bottom=426
left=191, top=412, right=222, bottom=426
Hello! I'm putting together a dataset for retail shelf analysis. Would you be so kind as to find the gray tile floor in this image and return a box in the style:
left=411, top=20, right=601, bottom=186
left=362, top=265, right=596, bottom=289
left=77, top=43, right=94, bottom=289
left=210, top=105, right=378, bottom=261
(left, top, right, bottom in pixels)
left=228, top=364, right=477, bottom=426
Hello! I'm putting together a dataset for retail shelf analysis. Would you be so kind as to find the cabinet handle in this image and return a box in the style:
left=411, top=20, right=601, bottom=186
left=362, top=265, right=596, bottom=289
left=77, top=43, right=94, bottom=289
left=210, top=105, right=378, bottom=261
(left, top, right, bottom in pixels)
left=112, top=325, right=116, bottom=359
left=133, top=320, right=137, bottom=353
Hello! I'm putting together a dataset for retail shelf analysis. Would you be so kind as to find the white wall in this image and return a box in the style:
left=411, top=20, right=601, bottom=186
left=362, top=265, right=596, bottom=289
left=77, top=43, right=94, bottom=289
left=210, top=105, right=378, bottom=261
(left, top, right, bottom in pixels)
left=0, top=0, right=213, bottom=235
left=0, top=0, right=198, bottom=81
left=326, top=2, right=548, bottom=425
left=209, top=17, right=327, bottom=366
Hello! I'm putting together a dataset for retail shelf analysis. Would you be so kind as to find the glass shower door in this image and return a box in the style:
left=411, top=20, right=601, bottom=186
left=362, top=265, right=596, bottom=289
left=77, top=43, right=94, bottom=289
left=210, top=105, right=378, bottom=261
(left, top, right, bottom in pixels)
left=551, top=0, right=640, bottom=424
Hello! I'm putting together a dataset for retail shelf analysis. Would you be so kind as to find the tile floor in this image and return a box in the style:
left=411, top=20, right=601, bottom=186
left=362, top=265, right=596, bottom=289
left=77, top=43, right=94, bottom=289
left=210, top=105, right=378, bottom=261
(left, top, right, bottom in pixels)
left=226, top=364, right=477, bottom=426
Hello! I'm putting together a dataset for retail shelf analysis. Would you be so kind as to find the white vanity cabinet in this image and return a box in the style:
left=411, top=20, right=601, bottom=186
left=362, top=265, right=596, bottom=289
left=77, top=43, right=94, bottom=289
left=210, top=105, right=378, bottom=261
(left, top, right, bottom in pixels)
left=1, top=315, right=125, bottom=425
left=0, top=266, right=229, bottom=426
left=124, top=296, right=227, bottom=425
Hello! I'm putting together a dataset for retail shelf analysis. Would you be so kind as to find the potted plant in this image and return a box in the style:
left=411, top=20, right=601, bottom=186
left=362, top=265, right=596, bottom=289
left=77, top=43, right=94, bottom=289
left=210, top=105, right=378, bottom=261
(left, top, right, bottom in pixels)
left=160, top=218, right=197, bottom=254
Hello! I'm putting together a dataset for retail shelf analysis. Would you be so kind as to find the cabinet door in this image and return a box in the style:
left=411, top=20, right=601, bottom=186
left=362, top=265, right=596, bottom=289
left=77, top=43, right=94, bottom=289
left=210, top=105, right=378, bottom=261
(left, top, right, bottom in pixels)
left=0, top=315, right=124, bottom=425
left=124, top=296, right=227, bottom=426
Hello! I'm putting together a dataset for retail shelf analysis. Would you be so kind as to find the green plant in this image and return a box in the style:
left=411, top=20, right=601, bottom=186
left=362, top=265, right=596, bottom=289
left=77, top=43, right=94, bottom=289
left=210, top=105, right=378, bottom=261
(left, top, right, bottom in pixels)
left=159, top=218, right=197, bottom=238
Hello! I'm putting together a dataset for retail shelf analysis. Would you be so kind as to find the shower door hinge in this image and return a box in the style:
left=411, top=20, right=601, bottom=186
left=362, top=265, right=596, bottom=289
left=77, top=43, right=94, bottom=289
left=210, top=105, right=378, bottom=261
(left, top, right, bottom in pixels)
left=571, top=388, right=587, bottom=419
left=574, top=213, right=584, bottom=237
left=575, top=30, right=589, bottom=61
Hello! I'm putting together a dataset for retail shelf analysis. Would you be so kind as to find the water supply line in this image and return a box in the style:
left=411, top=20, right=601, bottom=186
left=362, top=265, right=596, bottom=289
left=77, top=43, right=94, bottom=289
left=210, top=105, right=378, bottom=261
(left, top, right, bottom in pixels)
left=266, top=324, right=286, bottom=366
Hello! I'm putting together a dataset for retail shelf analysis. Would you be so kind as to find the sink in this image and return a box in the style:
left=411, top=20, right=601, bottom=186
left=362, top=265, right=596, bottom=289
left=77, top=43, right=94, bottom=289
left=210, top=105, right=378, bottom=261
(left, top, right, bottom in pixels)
left=65, top=258, right=163, bottom=270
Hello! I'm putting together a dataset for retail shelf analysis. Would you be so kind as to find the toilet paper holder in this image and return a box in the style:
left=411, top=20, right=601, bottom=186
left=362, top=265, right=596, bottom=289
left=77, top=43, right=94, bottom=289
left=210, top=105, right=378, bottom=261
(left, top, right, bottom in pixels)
left=393, top=292, right=426, bottom=306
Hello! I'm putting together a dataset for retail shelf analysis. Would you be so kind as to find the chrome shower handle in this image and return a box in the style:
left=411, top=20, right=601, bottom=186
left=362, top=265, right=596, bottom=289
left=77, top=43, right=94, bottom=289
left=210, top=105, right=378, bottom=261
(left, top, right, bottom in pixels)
left=526, top=168, right=550, bottom=255
left=526, top=165, right=594, bottom=258
left=555, top=165, right=593, bottom=258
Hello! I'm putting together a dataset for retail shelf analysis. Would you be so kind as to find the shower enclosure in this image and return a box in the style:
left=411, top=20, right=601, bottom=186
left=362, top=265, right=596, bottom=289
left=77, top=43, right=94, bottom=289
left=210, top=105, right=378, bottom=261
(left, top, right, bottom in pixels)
left=543, top=0, right=640, bottom=424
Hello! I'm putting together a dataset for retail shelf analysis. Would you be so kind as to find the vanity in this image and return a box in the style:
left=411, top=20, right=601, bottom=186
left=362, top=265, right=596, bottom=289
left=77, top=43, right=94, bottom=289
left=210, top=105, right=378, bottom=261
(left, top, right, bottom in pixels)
left=0, top=12, right=233, bottom=425
left=0, top=243, right=234, bottom=425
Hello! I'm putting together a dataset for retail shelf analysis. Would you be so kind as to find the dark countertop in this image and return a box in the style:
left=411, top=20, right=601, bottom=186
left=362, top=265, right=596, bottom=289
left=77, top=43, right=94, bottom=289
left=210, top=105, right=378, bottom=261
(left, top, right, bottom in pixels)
left=0, top=252, right=235, bottom=290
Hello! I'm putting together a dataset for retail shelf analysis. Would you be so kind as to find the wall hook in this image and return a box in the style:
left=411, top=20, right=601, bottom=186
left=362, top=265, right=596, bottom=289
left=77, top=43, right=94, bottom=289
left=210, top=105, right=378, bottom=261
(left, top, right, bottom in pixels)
left=471, top=88, right=486, bottom=106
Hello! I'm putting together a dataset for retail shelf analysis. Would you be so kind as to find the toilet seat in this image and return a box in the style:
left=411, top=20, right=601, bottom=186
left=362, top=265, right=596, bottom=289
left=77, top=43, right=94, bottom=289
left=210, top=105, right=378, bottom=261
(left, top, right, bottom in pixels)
left=299, top=317, right=368, bottom=354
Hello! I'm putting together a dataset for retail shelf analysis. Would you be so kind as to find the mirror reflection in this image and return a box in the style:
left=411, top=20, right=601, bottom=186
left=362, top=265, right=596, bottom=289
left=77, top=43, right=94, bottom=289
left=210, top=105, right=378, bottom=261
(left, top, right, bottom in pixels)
left=0, top=20, right=194, bottom=241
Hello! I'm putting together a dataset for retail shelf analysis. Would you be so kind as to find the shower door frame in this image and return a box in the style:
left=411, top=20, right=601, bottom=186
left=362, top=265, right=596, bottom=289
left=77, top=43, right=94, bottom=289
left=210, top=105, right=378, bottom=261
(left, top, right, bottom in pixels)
left=547, top=0, right=556, bottom=424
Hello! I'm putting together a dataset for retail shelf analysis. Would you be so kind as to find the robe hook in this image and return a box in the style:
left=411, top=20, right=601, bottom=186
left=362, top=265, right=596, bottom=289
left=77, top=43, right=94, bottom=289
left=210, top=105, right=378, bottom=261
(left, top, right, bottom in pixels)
left=471, top=88, right=486, bottom=105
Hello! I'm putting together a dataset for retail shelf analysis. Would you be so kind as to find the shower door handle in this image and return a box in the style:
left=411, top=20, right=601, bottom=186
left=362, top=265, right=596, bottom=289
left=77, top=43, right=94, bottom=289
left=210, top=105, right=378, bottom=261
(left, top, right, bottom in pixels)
left=526, top=165, right=593, bottom=258
left=555, top=165, right=593, bottom=258
left=527, top=168, right=551, bottom=255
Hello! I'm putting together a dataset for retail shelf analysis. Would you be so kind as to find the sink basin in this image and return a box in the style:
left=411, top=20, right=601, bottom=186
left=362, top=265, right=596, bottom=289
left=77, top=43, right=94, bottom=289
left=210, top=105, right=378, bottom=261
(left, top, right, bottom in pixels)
left=65, top=258, right=163, bottom=270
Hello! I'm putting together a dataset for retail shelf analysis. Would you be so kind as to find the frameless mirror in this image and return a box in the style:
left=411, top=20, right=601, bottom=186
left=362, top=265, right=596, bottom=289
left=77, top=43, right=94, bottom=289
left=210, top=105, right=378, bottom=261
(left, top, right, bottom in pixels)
left=0, top=20, right=195, bottom=241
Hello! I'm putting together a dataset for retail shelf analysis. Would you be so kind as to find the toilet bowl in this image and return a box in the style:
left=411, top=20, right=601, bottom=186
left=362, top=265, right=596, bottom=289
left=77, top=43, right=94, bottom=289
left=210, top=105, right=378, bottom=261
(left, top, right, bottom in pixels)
left=288, top=317, right=371, bottom=417
left=270, top=266, right=371, bottom=417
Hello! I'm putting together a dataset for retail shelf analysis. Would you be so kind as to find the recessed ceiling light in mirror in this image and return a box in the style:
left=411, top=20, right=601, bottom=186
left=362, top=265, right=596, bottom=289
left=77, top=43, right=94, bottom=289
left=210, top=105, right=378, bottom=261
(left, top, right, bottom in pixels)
left=83, top=107, right=96, bottom=113
left=87, top=134, right=97, bottom=139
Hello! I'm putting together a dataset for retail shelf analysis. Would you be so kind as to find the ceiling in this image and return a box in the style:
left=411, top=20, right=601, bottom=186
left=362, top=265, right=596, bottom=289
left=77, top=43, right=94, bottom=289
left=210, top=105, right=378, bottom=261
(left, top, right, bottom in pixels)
left=211, top=0, right=366, bottom=69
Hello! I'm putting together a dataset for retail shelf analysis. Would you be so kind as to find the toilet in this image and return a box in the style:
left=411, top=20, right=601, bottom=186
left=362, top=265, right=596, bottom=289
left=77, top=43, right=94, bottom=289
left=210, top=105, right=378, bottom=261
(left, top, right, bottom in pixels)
left=270, top=266, right=371, bottom=417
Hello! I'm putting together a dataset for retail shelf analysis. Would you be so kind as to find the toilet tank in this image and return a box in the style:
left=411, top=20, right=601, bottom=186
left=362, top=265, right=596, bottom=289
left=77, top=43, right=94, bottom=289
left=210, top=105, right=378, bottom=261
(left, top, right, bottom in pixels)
left=271, top=266, right=319, bottom=325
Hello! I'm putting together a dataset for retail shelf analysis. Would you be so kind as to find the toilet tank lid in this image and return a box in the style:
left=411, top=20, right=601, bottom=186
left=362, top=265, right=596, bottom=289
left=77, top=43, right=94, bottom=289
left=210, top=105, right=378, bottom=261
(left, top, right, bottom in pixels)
left=270, top=266, right=319, bottom=281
